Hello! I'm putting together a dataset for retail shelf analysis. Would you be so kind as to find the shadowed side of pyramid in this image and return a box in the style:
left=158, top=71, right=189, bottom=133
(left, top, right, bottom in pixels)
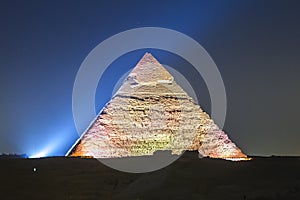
left=67, top=53, right=248, bottom=160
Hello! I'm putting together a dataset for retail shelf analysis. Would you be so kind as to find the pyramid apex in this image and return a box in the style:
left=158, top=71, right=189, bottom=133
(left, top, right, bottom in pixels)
left=138, top=52, right=160, bottom=66
left=129, top=53, right=173, bottom=83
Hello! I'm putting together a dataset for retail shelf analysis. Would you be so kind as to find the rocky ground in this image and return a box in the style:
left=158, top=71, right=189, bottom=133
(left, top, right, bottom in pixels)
left=1, top=151, right=300, bottom=200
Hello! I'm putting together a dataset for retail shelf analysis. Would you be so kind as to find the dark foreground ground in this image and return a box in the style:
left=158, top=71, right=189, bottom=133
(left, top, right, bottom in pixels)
left=1, top=152, right=300, bottom=200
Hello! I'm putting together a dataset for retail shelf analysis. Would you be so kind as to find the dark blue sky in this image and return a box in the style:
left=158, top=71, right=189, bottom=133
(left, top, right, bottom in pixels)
left=0, top=0, right=299, bottom=157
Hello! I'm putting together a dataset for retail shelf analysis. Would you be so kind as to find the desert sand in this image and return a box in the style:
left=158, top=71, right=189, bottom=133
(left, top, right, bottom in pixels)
left=1, top=151, right=300, bottom=200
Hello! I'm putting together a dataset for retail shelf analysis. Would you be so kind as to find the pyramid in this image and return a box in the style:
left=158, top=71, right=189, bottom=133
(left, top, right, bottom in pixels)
left=67, top=53, right=248, bottom=160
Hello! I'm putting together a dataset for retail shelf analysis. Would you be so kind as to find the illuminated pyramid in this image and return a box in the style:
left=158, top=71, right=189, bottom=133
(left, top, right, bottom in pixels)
left=67, top=53, right=248, bottom=160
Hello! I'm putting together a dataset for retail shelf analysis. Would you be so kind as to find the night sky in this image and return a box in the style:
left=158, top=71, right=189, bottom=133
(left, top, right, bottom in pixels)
left=0, top=0, right=299, bottom=157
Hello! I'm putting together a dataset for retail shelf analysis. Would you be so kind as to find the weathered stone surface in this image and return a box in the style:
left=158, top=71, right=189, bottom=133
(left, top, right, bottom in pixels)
left=68, top=53, right=247, bottom=160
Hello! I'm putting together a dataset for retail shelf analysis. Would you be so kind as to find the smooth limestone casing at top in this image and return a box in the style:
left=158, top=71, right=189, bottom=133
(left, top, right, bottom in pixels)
left=68, top=53, right=249, bottom=161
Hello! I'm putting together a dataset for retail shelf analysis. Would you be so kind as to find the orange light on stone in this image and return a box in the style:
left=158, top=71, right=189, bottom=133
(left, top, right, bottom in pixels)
left=224, top=157, right=253, bottom=161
